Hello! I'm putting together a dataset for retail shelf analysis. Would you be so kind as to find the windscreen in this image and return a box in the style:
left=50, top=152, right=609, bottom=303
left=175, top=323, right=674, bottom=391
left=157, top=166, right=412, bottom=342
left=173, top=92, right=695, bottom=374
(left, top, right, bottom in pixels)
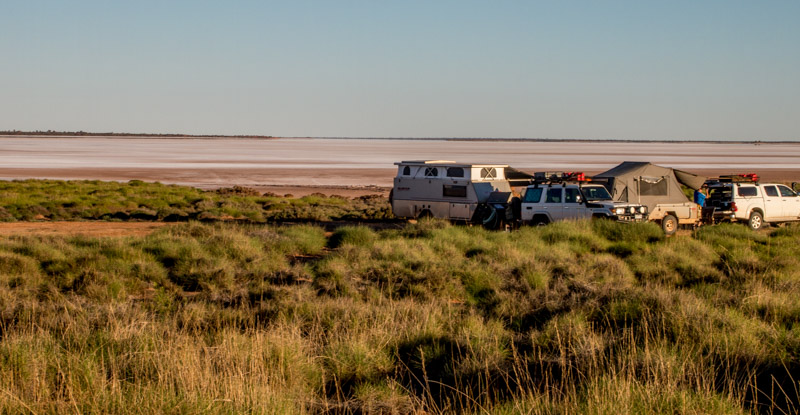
left=582, top=186, right=612, bottom=201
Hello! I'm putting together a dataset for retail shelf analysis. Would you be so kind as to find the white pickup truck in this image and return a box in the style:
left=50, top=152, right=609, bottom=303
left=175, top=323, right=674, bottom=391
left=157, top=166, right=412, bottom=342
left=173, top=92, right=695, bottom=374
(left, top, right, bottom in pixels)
left=705, top=181, right=800, bottom=230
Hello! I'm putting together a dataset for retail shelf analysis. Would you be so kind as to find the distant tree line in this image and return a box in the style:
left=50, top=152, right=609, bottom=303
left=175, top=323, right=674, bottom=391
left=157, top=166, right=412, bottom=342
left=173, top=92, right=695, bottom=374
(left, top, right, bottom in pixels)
left=0, top=130, right=274, bottom=139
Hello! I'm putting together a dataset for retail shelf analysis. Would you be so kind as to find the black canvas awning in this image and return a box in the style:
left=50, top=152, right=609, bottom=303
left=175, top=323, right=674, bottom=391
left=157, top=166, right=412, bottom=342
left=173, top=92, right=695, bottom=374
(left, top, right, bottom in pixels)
left=505, top=167, right=535, bottom=186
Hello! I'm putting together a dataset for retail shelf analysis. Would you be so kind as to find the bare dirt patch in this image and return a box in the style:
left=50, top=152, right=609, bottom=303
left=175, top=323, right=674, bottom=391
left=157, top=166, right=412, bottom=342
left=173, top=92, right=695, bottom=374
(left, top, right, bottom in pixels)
left=0, top=222, right=170, bottom=237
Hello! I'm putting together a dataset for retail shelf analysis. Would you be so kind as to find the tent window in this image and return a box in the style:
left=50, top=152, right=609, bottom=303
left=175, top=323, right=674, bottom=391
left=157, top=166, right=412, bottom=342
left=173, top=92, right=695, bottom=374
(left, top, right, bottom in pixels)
left=446, top=167, right=464, bottom=177
left=425, top=167, right=438, bottom=177
left=639, top=177, right=668, bottom=196
left=481, top=167, right=497, bottom=179
left=443, top=185, right=467, bottom=198
left=402, top=166, right=411, bottom=176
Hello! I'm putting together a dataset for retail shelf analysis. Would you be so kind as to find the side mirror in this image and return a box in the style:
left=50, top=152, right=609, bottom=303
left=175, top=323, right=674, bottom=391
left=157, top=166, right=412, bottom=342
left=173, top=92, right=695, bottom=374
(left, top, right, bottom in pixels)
left=576, top=196, right=583, bottom=203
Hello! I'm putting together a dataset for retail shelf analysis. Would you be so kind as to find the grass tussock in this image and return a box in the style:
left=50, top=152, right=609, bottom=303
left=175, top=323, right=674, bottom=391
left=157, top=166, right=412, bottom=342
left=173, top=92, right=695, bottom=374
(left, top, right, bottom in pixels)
left=0, top=219, right=799, bottom=413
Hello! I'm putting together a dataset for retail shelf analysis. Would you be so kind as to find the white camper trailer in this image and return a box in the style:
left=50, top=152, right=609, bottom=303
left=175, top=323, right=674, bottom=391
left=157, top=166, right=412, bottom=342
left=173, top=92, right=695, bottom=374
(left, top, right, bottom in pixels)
left=390, top=160, right=513, bottom=221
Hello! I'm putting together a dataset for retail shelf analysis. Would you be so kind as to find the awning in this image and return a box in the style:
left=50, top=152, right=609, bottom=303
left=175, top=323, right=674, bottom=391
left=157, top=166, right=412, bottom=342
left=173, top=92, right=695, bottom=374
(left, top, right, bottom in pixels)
left=505, top=167, right=535, bottom=186
left=674, top=169, right=707, bottom=190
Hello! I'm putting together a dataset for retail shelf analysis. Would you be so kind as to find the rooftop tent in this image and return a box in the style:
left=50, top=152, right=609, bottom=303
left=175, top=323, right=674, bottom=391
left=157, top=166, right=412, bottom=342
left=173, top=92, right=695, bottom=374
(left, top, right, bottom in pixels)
left=594, top=162, right=707, bottom=211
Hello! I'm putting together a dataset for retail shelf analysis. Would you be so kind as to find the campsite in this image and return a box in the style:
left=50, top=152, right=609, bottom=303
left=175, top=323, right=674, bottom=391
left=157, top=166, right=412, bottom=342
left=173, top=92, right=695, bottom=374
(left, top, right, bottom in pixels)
left=1, top=165, right=800, bottom=413
left=3, top=1, right=800, bottom=412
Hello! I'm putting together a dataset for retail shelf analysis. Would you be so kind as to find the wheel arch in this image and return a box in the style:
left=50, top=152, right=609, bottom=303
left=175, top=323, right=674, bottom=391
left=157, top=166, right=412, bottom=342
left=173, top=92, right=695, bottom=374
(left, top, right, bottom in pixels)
left=749, top=207, right=765, bottom=221
left=531, top=213, right=552, bottom=225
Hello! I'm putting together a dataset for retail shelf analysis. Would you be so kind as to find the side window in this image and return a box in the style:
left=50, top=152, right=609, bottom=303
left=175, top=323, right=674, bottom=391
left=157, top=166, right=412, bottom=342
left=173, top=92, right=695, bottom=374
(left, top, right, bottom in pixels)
left=424, top=167, right=438, bottom=177
left=737, top=187, right=757, bottom=197
left=446, top=167, right=464, bottom=178
left=402, top=166, right=411, bottom=176
left=778, top=185, right=797, bottom=197
left=565, top=188, right=581, bottom=203
left=480, top=167, right=497, bottom=179
left=545, top=188, right=562, bottom=203
left=523, top=188, right=543, bottom=203
left=764, top=186, right=779, bottom=197
left=443, top=185, right=467, bottom=198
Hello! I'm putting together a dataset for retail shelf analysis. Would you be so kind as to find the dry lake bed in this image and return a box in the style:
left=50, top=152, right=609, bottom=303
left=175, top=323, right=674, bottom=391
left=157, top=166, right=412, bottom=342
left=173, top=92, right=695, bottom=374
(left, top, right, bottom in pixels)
left=1, top=136, right=798, bottom=195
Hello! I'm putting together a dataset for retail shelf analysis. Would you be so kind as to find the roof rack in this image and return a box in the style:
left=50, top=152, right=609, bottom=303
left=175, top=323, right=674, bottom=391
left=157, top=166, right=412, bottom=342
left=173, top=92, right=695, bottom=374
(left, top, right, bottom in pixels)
left=531, top=171, right=589, bottom=184
left=717, top=173, right=759, bottom=184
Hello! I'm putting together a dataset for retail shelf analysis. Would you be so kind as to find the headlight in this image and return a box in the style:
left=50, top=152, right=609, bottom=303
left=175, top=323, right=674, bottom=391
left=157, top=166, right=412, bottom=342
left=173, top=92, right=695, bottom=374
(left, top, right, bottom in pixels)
left=615, top=208, right=625, bottom=215
left=628, top=207, right=636, bottom=214
left=639, top=206, right=647, bottom=214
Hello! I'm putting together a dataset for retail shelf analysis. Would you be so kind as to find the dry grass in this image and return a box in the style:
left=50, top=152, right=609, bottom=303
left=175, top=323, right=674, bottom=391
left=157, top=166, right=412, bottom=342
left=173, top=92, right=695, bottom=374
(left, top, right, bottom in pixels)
left=1, top=220, right=799, bottom=414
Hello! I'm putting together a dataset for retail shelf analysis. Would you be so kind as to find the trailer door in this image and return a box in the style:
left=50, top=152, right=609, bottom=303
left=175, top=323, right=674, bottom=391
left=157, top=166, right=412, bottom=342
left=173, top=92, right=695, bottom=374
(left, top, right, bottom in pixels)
left=449, top=203, right=471, bottom=219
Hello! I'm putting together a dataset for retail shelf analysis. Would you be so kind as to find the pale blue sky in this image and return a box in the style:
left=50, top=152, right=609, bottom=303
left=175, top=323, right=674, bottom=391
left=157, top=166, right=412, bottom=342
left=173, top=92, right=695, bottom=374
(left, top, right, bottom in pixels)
left=1, top=1, right=798, bottom=140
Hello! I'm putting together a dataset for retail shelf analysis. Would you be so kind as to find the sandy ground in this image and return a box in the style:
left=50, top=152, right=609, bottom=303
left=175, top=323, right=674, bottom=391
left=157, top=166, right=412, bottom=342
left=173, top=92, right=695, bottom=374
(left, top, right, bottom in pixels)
left=0, top=222, right=170, bottom=237
left=1, top=136, right=798, bottom=196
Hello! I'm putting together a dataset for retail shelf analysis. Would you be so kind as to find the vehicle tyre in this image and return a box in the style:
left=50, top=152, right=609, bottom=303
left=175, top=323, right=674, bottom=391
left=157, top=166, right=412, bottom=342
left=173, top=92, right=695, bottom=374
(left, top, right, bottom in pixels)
left=531, top=215, right=550, bottom=227
left=748, top=211, right=763, bottom=230
left=661, top=215, right=678, bottom=235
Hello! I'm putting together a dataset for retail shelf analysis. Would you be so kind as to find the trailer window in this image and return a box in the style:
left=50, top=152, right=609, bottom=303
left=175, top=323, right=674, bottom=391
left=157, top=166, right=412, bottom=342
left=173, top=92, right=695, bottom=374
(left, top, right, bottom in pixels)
left=523, top=188, right=543, bottom=203
left=446, top=167, right=464, bottom=178
left=402, top=166, right=411, bottom=176
left=480, top=167, right=497, bottom=179
left=545, top=188, right=562, bottom=203
left=425, top=167, right=438, bottom=177
left=443, top=185, right=467, bottom=198
left=737, top=187, right=757, bottom=197
left=764, top=186, right=779, bottom=197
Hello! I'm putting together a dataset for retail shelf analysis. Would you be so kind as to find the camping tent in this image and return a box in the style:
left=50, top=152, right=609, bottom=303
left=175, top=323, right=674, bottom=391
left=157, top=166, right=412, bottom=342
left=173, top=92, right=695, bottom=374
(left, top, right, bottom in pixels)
left=594, top=162, right=706, bottom=211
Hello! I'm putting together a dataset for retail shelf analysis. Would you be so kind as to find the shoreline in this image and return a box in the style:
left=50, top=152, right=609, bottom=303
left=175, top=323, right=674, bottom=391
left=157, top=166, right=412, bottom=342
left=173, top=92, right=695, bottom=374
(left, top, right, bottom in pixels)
left=2, top=134, right=798, bottom=144
left=1, top=167, right=796, bottom=198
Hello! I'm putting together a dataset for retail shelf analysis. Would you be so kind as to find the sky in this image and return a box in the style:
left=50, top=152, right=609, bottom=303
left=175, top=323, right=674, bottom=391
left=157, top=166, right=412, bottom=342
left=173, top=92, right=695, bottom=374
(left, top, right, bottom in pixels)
left=1, top=1, right=799, bottom=140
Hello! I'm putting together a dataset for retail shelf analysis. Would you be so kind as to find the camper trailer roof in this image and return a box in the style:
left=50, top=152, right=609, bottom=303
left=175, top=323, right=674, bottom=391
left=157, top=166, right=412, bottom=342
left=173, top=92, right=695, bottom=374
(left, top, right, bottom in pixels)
left=395, top=160, right=509, bottom=168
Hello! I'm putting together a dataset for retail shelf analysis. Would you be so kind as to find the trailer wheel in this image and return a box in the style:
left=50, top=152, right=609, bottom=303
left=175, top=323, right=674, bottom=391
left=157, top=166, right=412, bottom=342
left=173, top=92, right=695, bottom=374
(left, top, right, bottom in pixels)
left=748, top=211, right=763, bottom=230
left=661, top=215, right=678, bottom=235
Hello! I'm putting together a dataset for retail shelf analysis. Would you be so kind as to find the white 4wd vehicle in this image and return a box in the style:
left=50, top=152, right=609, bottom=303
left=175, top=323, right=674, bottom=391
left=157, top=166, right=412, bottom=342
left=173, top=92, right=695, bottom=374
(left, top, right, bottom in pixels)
left=520, top=183, right=648, bottom=225
left=705, top=181, right=800, bottom=230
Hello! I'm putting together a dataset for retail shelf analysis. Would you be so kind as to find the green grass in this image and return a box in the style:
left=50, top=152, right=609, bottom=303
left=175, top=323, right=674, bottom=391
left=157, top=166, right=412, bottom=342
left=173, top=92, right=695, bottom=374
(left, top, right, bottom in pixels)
left=1, top=217, right=799, bottom=413
left=0, top=179, right=392, bottom=223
